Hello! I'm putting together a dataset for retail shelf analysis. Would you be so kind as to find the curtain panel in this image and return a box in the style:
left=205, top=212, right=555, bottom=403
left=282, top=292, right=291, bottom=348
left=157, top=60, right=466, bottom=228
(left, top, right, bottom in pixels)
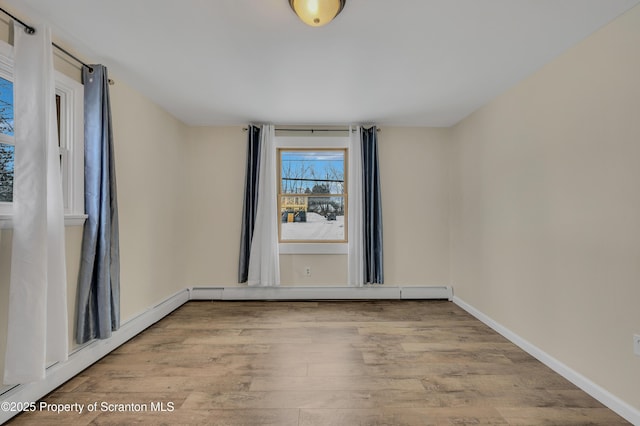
left=247, top=124, right=280, bottom=286
left=238, top=125, right=262, bottom=283
left=76, top=64, right=120, bottom=344
left=4, top=23, right=68, bottom=384
left=348, top=126, right=364, bottom=286
left=361, top=126, right=384, bottom=284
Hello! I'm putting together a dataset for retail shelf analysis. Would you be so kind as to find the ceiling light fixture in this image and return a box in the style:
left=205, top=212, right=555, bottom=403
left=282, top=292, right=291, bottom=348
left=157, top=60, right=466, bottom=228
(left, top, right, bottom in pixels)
left=289, top=0, right=346, bottom=27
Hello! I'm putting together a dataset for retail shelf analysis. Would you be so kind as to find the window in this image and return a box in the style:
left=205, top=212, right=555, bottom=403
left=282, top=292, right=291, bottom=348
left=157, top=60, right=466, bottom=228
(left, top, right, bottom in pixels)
left=0, top=41, right=84, bottom=220
left=0, top=74, right=14, bottom=203
left=278, top=148, right=347, bottom=243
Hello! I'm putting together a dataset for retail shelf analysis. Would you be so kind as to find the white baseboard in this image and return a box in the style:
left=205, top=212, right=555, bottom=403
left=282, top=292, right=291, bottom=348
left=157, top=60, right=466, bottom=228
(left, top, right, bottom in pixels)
left=0, top=289, right=189, bottom=425
left=189, top=285, right=452, bottom=301
left=453, top=296, right=640, bottom=426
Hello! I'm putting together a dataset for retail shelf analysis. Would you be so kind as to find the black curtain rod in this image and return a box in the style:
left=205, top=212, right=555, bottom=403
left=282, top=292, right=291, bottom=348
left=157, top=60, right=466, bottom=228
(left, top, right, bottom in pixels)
left=277, top=128, right=349, bottom=133
left=242, top=127, right=380, bottom=132
left=0, top=7, right=114, bottom=85
left=0, top=7, right=34, bottom=34
left=52, top=41, right=92, bottom=71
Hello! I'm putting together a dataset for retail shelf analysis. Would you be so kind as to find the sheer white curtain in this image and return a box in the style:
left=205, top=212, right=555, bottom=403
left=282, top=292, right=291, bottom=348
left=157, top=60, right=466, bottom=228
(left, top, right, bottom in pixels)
left=247, top=124, right=280, bottom=286
left=348, top=125, right=364, bottom=286
left=4, top=23, right=68, bottom=384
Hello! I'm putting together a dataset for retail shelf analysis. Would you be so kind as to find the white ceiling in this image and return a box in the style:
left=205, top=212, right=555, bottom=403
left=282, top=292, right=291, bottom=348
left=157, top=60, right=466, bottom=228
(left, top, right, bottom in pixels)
left=4, top=0, right=639, bottom=127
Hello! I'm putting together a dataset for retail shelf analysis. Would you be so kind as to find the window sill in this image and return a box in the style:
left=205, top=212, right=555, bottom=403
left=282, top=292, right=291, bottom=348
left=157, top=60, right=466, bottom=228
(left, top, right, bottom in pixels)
left=279, top=243, right=348, bottom=255
left=0, top=214, right=88, bottom=229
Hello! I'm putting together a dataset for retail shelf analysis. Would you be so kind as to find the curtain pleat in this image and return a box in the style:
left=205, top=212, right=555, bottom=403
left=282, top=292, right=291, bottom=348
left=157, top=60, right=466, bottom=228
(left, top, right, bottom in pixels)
left=76, top=64, right=120, bottom=344
left=247, top=124, right=280, bottom=286
left=4, top=23, right=68, bottom=384
left=238, top=125, right=262, bottom=283
left=362, top=126, right=384, bottom=284
left=348, top=126, right=364, bottom=286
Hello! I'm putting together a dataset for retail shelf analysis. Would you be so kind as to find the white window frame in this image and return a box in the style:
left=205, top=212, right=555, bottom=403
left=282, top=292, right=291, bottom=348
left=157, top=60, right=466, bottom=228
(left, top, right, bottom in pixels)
left=56, top=72, right=85, bottom=218
left=276, top=135, right=349, bottom=255
left=0, top=39, right=85, bottom=227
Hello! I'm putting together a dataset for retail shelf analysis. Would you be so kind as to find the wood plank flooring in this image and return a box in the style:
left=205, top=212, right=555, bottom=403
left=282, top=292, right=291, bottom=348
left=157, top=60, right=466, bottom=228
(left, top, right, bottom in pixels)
left=6, top=301, right=630, bottom=425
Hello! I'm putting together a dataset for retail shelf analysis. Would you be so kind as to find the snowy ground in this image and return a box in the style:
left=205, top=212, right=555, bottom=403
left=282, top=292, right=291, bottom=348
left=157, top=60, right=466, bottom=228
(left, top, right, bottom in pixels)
left=281, top=212, right=345, bottom=241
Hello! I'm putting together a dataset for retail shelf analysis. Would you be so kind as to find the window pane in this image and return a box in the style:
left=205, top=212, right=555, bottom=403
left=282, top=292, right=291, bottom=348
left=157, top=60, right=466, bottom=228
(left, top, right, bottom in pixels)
left=0, top=143, right=14, bottom=202
left=0, top=77, right=13, bottom=137
left=281, top=196, right=345, bottom=241
left=281, top=150, right=344, bottom=194
left=279, top=149, right=347, bottom=242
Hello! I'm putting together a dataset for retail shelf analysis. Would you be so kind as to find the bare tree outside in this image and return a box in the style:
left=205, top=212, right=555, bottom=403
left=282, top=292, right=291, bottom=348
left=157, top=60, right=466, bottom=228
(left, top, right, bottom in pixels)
left=0, top=144, right=13, bottom=202
left=0, top=77, right=13, bottom=134
left=280, top=150, right=346, bottom=241
left=0, top=76, right=14, bottom=202
left=281, top=158, right=315, bottom=194
left=326, top=163, right=344, bottom=215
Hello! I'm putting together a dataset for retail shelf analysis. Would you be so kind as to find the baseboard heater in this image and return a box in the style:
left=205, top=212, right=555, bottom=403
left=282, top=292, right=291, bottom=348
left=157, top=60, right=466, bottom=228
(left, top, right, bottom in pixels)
left=189, top=286, right=453, bottom=301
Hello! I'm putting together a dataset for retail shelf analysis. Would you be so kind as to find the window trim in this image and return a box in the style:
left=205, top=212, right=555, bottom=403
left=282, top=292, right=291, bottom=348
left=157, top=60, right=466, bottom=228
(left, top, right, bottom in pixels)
left=55, top=71, right=85, bottom=216
left=0, top=39, right=85, bottom=226
left=276, top=135, right=349, bottom=254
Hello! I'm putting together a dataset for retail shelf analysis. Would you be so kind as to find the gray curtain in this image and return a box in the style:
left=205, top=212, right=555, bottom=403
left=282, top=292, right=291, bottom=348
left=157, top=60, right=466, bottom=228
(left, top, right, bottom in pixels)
left=238, top=125, right=262, bottom=283
left=361, top=126, right=383, bottom=284
left=76, top=65, right=120, bottom=344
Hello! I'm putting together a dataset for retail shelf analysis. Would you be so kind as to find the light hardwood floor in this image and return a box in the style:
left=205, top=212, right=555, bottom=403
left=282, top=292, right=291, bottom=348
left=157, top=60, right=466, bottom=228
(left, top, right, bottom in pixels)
left=7, top=301, right=630, bottom=425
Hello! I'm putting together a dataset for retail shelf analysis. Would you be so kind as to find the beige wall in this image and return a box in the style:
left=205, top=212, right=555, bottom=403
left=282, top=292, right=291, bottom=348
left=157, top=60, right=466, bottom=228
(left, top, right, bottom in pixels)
left=110, top=79, right=188, bottom=321
left=380, top=127, right=450, bottom=286
left=450, top=5, right=640, bottom=410
left=181, top=126, right=451, bottom=287
left=182, top=126, right=245, bottom=286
